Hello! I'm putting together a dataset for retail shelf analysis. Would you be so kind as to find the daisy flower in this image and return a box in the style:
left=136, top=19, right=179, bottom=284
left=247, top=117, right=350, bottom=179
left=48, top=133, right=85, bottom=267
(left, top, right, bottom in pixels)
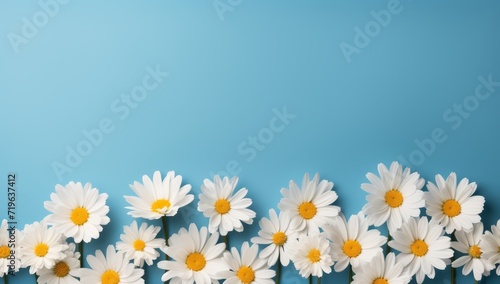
left=324, top=212, right=386, bottom=272
left=124, top=170, right=194, bottom=219
left=451, top=222, right=494, bottom=281
left=77, top=245, right=144, bottom=284
left=288, top=234, right=333, bottom=278
left=361, top=162, right=425, bottom=232
left=37, top=243, right=81, bottom=284
left=278, top=173, right=340, bottom=235
left=198, top=176, right=256, bottom=236
left=425, top=172, right=485, bottom=234
left=219, top=242, right=275, bottom=284
left=19, top=221, right=68, bottom=274
left=250, top=209, right=299, bottom=267
left=483, top=219, right=500, bottom=275
left=0, top=219, right=20, bottom=276
left=44, top=181, right=110, bottom=243
left=158, top=223, right=226, bottom=283
left=116, top=221, right=164, bottom=267
left=388, top=217, right=453, bottom=284
left=352, top=251, right=411, bottom=284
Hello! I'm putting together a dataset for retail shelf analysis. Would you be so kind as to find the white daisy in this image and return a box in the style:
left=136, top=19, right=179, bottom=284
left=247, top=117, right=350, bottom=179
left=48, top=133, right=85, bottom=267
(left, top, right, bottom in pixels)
left=483, top=219, right=500, bottom=275
left=219, top=242, right=275, bottom=284
left=278, top=173, right=340, bottom=235
left=158, top=223, right=226, bottom=284
left=0, top=219, right=20, bottom=276
left=198, top=176, right=256, bottom=236
left=361, top=162, right=425, bottom=232
left=37, top=242, right=81, bottom=284
left=451, top=222, right=494, bottom=281
left=288, top=234, right=333, bottom=278
left=251, top=209, right=299, bottom=267
left=324, top=212, right=386, bottom=272
left=352, top=251, right=411, bottom=284
left=116, top=220, right=165, bottom=267
left=425, top=172, right=485, bottom=234
left=19, top=221, right=68, bottom=274
left=44, top=181, right=110, bottom=243
left=77, top=245, right=144, bottom=284
left=124, top=171, right=194, bottom=220
left=388, top=217, right=453, bottom=284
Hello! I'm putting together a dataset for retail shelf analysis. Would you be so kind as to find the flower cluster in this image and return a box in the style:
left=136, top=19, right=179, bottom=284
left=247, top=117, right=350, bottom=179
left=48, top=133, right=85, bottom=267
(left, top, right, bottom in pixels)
left=1, top=163, right=500, bottom=284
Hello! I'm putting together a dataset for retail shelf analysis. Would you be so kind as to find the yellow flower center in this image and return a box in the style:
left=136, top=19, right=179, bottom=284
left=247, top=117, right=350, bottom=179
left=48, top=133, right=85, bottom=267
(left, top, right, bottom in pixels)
left=373, top=278, right=389, bottom=284
left=442, top=199, right=461, bottom=217
left=151, top=199, right=171, bottom=213
left=53, top=261, right=70, bottom=277
left=384, top=189, right=403, bottom=208
left=298, top=202, right=317, bottom=220
left=237, top=266, right=255, bottom=284
left=410, top=240, right=428, bottom=257
left=272, top=232, right=287, bottom=246
left=214, top=199, right=231, bottom=214
left=34, top=243, right=49, bottom=257
left=133, top=239, right=146, bottom=251
left=469, top=245, right=482, bottom=258
left=186, top=252, right=206, bottom=271
left=307, top=248, right=321, bottom=263
left=101, top=270, right=120, bottom=284
left=343, top=240, right=362, bottom=258
left=70, top=207, right=89, bottom=225
left=0, top=246, right=10, bottom=258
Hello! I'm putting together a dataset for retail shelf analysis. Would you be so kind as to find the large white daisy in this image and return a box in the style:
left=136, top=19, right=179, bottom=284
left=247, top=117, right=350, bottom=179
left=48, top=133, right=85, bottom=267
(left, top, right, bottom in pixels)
left=0, top=219, right=20, bottom=276
left=352, top=251, right=411, bottom=284
left=116, top=221, right=165, bottom=267
left=250, top=209, right=298, bottom=267
left=288, top=234, right=333, bottom=278
left=77, top=245, right=144, bottom=284
left=37, top=242, right=81, bottom=284
left=361, top=162, right=425, bottom=232
left=124, top=171, right=194, bottom=220
left=324, top=212, right=386, bottom=272
left=19, top=221, right=68, bottom=274
left=425, top=172, right=485, bottom=234
left=198, top=176, right=256, bottom=236
left=219, top=242, right=275, bottom=284
left=278, top=173, right=340, bottom=235
left=388, top=217, right=453, bottom=284
left=44, top=181, right=110, bottom=243
left=158, top=223, right=226, bottom=284
left=483, top=219, right=500, bottom=275
left=451, top=222, right=494, bottom=281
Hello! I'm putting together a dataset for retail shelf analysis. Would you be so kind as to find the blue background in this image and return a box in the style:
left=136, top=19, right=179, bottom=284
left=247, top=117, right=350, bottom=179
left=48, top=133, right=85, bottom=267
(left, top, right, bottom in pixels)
left=1, top=0, right=500, bottom=283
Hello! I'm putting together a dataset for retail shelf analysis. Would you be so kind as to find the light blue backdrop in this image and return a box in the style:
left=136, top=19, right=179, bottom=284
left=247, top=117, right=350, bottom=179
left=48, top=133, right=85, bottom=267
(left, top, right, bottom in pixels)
left=1, top=1, right=500, bottom=283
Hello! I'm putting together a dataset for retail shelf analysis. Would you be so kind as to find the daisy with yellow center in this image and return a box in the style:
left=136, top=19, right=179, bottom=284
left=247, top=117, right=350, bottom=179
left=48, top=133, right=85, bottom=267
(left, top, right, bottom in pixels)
left=77, top=245, right=144, bottom=284
left=44, top=181, right=110, bottom=243
left=197, top=176, right=256, bottom=236
left=483, top=219, right=500, bottom=275
left=219, top=242, right=275, bottom=284
left=124, top=170, right=194, bottom=219
left=278, top=173, right=340, bottom=235
left=116, top=221, right=165, bottom=267
left=388, top=217, right=453, bottom=284
left=352, top=251, right=411, bottom=284
left=37, top=243, right=81, bottom=284
left=158, top=223, right=226, bottom=283
left=425, top=172, right=485, bottom=234
left=0, top=219, right=19, bottom=277
left=324, top=212, right=386, bottom=272
left=251, top=209, right=299, bottom=267
left=361, top=162, right=425, bottom=232
left=451, top=223, right=494, bottom=281
left=18, top=221, right=68, bottom=274
left=288, top=234, right=333, bottom=278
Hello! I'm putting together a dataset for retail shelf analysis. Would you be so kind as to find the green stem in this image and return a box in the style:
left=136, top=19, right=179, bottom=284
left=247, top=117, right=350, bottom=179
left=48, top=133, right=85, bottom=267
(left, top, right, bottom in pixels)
left=275, top=260, right=281, bottom=284
left=308, top=275, right=312, bottom=284
left=348, top=265, right=353, bottom=284
left=4, top=274, right=8, bottom=284
left=450, top=234, right=456, bottom=284
left=317, top=276, right=321, bottom=284
left=78, top=242, right=83, bottom=268
left=474, top=280, right=478, bottom=284
left=223, top=234, right=229, bottom=249
left=161, top=216, right=169, bottom=260
left=386, top=233, right=392, bottom=255
left=35, top=274, right=39, bottom=284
